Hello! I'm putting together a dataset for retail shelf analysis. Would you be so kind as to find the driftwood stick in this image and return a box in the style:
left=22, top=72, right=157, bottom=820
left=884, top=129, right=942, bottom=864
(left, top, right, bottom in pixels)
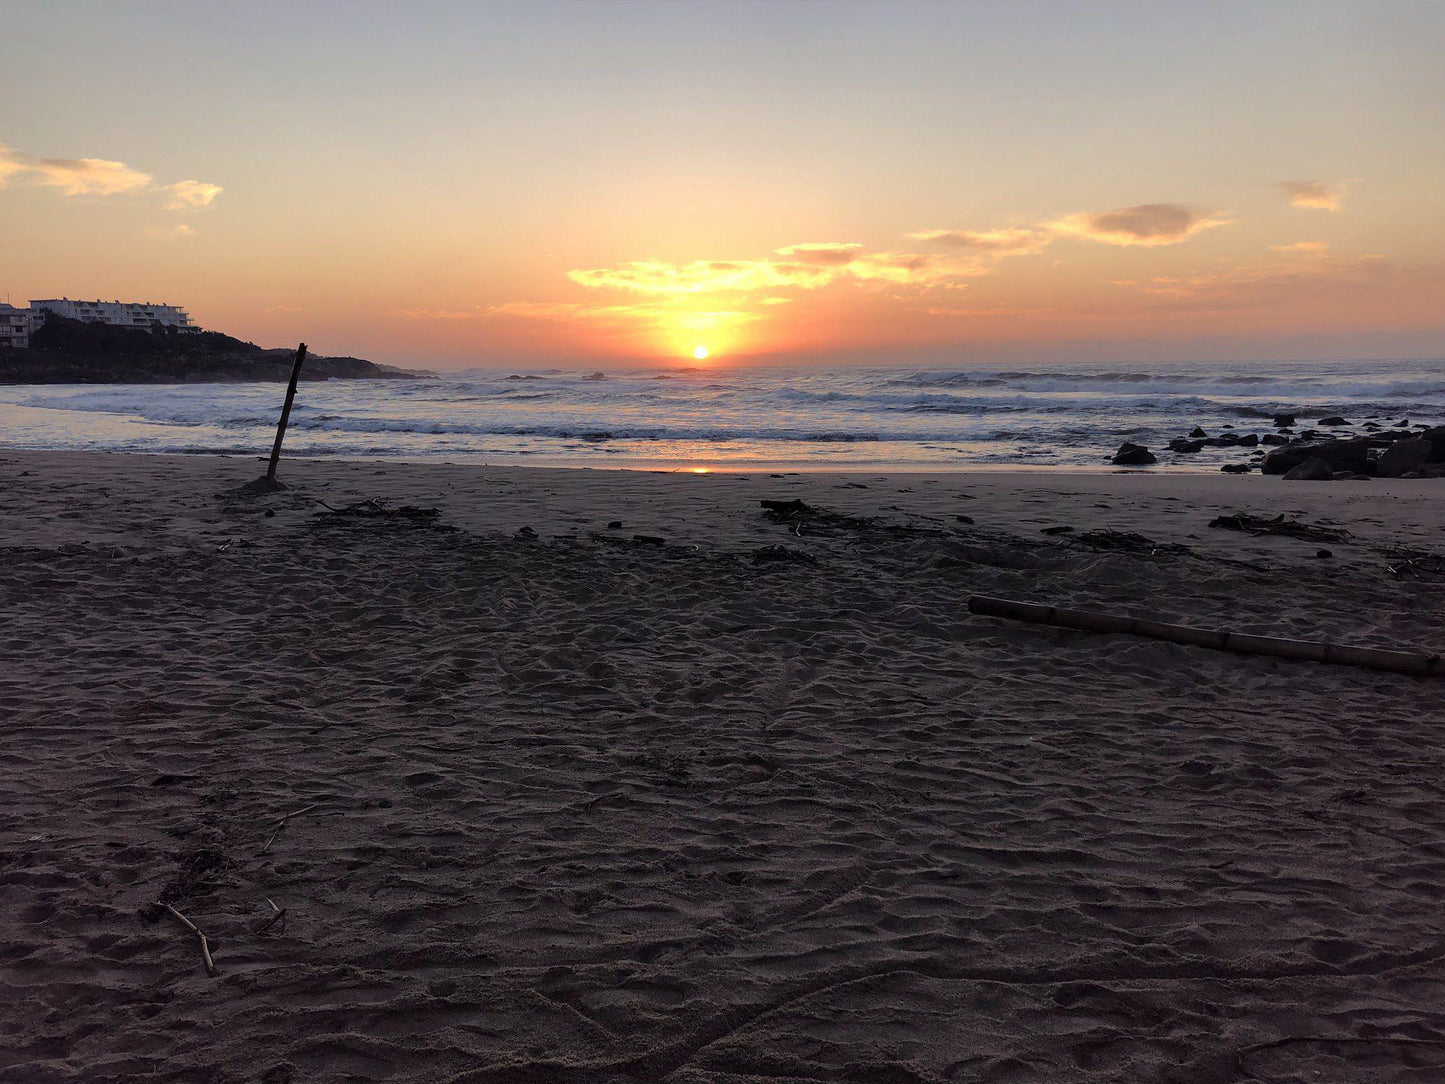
left=967, top=595, right=1441, bottom=677
left=259, top=803, right=321, bottom=855
left=159, top=903, right=218, bottom=976
left=256, top=896, right=287, bottom=934
left=265, top=343, right=308, bottom=483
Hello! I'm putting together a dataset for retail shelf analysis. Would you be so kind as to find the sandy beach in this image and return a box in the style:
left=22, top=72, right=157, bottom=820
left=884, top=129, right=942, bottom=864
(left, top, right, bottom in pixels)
left=3, top=448, right=1444, bottom=1084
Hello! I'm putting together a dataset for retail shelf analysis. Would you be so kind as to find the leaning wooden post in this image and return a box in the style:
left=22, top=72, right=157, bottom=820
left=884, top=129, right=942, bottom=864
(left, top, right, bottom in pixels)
left=266, top=342, right=308, bottom=483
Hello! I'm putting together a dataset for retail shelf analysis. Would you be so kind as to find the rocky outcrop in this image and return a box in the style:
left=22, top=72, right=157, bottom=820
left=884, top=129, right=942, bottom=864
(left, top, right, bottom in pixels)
left=1, top=315, right=421, bottom=384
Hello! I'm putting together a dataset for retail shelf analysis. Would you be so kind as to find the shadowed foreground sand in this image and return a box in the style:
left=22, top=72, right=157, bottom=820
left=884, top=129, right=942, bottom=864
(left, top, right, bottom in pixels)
left=2, top=450, right=1444, bottom=1084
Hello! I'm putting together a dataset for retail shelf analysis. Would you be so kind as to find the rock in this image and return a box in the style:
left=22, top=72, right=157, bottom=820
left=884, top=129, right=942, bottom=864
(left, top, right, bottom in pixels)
left=1220, top=463, right=1252, bottom=474
left=1189, top=427, right=1208, bottom=438
left=1316, top=549, right=1333, bottom=559
left=955, top=514, right=974, bottom=524
left=1238, top=434, right=1259, bottom=447
left=1262, top=438, right=1369, bottom=475
left=1272, top=413, right=1297, bottom=427
left=1262, top=434, right=1289, bottom=446
left=1221, top=424, right=1235, bottom=429
left=1216, top=432, right=1241, bottom=445
left=1282, top=458, right=1335, bottom=481
left=607, top=520, right=623, bottom=529
left=1111, top=442, right=1157, bottom=466
left=1419, top=426, right=1445, bottom=462
left=1168, top=439, right=1205, bottom=453
left=1395, top=419, right=1410, bottom=426
left=1318, top=416, right=1350, bottom=426
left=1376, top=437, right=1432, bottom=478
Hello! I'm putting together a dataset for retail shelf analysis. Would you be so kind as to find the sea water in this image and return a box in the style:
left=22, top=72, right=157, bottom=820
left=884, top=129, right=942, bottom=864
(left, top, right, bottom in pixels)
left=2, top=358, right=1442, bottom=471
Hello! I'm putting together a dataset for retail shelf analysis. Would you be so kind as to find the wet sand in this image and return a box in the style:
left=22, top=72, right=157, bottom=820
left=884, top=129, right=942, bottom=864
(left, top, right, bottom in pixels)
left=2, top=449, right=1443, bottom=1083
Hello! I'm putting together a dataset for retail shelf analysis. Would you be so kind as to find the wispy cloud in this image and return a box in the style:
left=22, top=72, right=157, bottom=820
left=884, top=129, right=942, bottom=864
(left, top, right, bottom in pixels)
left=566, top=243, right=985, bottom=297
left=32, top=156, right=154, bottom=197
left=487, top=300, right=764, bottom=331
left=772, top=242, right=865, bottom=266
left=1279, top=180, right=1344, bottom=212
left=0, top=142, right=221, bottom=212
left=906, top=227, right=1050, bottom=256
left=1111, top=253, right=1442, bottom=312
left=1268, top=241, right=1329, bottom=254
left=0, top=145, right=27, bottom=188
left=400, top=307, right=487, bottom=320
left=1049, top=204, right=1231, bottom=247
left=164, top=180, right=224, bottom=211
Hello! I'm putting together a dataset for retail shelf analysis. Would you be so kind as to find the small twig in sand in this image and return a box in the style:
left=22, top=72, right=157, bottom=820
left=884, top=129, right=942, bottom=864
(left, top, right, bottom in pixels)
left=256, top=896, right=287, bottom=934
left=258, top=803, right=320, bottom=855
left=159, top=903, right=218, bottom=976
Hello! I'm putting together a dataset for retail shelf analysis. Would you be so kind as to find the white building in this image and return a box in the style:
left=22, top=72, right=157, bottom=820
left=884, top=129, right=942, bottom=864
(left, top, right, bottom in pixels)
left=0, top=303, right=34, bottom=349
left=30, top=298, right=199, bottom=333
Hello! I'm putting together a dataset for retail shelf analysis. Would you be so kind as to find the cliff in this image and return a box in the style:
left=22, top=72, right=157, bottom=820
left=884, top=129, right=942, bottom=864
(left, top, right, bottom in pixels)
left=0, top=316, right=420, bottom=384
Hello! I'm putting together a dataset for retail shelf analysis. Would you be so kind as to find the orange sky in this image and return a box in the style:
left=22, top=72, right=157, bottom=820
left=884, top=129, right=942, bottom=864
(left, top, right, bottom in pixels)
left=3, top=2, right=1443, bottom=368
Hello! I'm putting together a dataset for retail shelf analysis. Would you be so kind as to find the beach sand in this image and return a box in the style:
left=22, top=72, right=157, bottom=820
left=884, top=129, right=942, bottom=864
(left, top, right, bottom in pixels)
left=2, top=449, right=1443, bottom=1083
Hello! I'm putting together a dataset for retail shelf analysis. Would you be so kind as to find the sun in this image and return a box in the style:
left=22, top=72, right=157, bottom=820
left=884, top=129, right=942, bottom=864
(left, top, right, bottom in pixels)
left=692, top=345, right=709, bottom=361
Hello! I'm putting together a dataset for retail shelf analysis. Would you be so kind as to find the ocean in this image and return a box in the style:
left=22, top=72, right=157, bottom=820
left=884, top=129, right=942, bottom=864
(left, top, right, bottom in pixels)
left=2, top=358, right=1442, bottom=471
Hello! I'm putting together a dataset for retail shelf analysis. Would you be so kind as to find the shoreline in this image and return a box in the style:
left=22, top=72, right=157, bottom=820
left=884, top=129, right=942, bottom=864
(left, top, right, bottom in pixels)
left=4, top=447, right=1443, bottom=557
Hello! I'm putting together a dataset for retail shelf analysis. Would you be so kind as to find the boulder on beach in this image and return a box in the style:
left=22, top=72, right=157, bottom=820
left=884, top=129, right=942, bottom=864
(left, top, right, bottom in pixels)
left=1111, top=442, right=1157, bottom=466
left=1272, top=413, right=1297, bottom=428
left=1376, top=437, right=1432, bottom=478
left=1318, top=416, right=1350, bottom=427
left=1221, top=463, right=1252, bottom=474
left=1189, top=427, right=1208, bottom=438
left=1261, top=434, right=1289, bottom=446
left=1262, top=438, right=1369, bottom=476
left=1282, top=458, right=1335, bottom=481
left=1168, top=438, right=1204, bottom=453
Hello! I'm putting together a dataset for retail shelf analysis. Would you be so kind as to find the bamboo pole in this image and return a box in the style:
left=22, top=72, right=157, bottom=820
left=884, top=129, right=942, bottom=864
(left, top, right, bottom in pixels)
left=266, top=343, right=308, bottom=483
left=967, top=595, right=1441, bottom=677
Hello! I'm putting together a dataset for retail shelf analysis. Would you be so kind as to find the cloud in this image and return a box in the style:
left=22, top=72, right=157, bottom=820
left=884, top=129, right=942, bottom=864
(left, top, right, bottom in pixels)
left=0, top=145, right=27, bottom=188
left=31, top=156, right=154, bottom=197
left=1279, top=180, right=1344, bottom=212
left=773, top=242, right=865, bottom=266
left=1268, top=241, right=1329, bottom=254
left=566, top=243, right=985, bottom=297
left=164, top=180, right=224, bottom=211
left=265, top=305, right=302, bottom=314
left=1050, top=203, right=1230, bottom=247
left=906, top=227, right=1050, bottom=256
left=0, top=142, right=221, bottom=211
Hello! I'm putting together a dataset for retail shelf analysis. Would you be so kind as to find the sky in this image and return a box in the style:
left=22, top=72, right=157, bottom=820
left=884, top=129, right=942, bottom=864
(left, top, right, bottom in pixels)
left=2, top=0, right=1443, bottom=369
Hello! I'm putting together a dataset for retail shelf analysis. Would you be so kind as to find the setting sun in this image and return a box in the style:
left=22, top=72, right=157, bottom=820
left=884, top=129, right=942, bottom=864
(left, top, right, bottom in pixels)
left=692, top=345, right=709, bottom=361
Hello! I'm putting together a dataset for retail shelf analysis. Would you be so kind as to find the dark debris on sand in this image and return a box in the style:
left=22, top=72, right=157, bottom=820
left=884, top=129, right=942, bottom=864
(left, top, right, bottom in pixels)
left=759, top=498, right=938, bottom=538
left=311, top=497, right=450, bottom=530
left=1208, top=513, right=1350, bottom=544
